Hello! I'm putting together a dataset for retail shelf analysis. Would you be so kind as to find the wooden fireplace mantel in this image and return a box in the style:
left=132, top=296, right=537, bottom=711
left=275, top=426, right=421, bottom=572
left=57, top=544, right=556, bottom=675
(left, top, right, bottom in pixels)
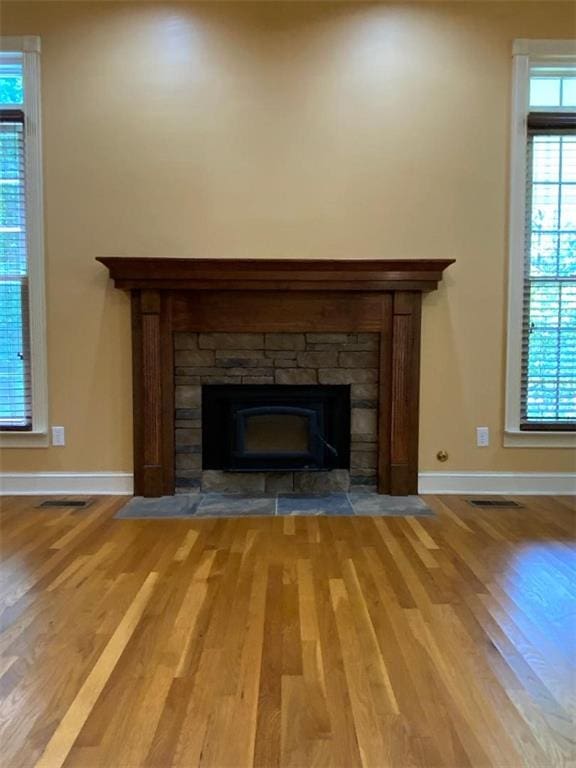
left=97, top=257, right=452, bottom=292
left=97, top=257, right=454, bottom=497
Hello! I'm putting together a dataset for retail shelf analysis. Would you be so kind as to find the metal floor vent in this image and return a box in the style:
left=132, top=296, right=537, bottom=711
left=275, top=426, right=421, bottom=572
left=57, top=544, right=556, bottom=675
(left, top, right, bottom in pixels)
left=38, top=499, right=91, bottom=509
left=468, top=498, right=523, bottom=509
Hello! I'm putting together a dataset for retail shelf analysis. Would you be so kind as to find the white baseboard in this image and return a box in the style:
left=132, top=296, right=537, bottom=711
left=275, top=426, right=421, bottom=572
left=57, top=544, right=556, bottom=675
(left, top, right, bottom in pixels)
left=0, top=472, right=134, bottom=496
left=418, top=471, right=576, bottom=495
left=0, top=471, right=574, bottom=497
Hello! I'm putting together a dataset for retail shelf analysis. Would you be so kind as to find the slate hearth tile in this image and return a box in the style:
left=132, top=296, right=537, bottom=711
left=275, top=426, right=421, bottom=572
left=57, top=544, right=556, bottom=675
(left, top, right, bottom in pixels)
left=116, top=495, right=200, bottom=519
left=277, top=493, right=353, bottom=516
left=349, top=476, right=378, bottom=489
left=348, top=492, right=433, bottom=516
left=196, top=493, right=276, bottom=517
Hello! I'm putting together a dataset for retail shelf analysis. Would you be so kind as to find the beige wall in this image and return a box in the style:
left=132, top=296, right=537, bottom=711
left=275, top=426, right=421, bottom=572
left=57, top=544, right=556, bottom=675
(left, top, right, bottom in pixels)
left=1, top=1, right=575, bottom=475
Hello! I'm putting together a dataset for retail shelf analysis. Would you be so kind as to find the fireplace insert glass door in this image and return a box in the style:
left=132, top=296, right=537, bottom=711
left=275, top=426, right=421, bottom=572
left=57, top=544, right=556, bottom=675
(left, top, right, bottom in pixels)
left=202, top=384, right=350, bottom=472
left=238, top=407, right=314, bottom=455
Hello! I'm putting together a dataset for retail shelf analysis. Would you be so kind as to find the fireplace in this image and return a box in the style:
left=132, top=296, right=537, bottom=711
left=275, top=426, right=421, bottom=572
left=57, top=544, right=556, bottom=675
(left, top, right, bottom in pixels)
left=96, top=257, right=454, bottom=496
left=174, top=332, right=377, bottom=493
left=202, top=384, right=350, bottom=472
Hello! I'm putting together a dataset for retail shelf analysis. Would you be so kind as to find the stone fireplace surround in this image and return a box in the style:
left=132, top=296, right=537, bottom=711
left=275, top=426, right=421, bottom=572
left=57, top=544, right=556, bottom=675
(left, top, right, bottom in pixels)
left=174, top=331, right=380, bottom=494
left=97, top=258, right=454, bottom=497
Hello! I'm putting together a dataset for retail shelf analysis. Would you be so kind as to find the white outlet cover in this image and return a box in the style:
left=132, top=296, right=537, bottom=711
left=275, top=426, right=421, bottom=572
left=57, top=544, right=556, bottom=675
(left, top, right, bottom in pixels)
left=476, top=427, right=489, bottom=447
left=51, top=426, right=65, bottom=446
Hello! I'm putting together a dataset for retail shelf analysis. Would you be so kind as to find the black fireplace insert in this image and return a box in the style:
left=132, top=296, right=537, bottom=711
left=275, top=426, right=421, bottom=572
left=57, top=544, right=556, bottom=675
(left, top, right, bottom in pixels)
left=202, top=384, right=350, bottom=471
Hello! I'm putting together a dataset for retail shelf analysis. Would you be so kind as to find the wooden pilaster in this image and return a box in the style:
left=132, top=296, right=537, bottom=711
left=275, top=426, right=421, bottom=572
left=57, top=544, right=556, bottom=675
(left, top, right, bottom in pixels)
left=389, top=291, right=422, bottom=495
left=132, top=289, right=165, bottom=496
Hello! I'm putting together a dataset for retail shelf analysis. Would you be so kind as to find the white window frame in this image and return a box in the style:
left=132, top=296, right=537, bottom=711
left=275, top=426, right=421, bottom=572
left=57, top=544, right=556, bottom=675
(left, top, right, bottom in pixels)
left=505, top=39, right=576, bottom=448
left=0, top=36, right=48, bottom=447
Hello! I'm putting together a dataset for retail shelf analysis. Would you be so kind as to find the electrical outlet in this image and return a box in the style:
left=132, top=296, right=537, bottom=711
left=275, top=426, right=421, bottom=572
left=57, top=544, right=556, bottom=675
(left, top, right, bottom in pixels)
left=476, top=426, right=489, bottom=447
left=51, top=426, right=65, bottom=446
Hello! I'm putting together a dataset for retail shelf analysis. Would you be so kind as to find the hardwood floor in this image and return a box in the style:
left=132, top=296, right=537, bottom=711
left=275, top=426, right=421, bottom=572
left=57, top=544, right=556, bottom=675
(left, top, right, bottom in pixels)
left=0, top=494, right=574, bottom=768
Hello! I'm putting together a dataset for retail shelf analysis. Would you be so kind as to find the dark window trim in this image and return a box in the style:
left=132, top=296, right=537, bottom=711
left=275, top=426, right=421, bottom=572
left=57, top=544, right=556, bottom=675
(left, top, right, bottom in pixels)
left=527, top=111, right=576, bottom=132
left=520, top=422, right=576, bottom=432
left=0, top=108, right=24, bottom=123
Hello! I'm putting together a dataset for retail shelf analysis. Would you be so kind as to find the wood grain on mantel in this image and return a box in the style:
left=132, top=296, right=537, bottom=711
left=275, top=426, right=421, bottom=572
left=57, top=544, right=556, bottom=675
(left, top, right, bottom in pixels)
left=97, top=257, right=454, bottom=292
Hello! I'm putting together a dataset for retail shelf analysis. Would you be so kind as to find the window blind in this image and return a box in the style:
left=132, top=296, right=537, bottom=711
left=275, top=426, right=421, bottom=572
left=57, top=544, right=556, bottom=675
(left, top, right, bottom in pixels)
left=521, top=113, right=576, bottom=430
left=0, top=109, right=32, bottom=430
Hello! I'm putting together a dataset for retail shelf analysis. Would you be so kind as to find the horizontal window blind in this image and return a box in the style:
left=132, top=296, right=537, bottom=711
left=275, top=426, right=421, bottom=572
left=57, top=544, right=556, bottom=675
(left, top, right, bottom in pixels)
left=0, top=109, right=32, bottom=430
left=521, top=114, right=576, bottom=430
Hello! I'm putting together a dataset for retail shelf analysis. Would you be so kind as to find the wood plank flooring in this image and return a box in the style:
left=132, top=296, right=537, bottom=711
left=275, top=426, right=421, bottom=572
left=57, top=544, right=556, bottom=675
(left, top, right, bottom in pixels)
left=0, top=494, right=574, bottom=767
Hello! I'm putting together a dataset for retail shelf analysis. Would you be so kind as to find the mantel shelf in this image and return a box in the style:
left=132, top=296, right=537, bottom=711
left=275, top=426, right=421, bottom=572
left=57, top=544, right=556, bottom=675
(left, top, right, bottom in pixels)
left=97, top=257, right=454, bottom=292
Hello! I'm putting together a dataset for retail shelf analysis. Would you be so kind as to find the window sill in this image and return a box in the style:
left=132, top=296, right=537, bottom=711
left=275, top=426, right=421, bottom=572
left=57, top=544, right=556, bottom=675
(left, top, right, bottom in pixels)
left=504, top=429, right=576, bottom=448
left=0, top=430, right=49, bottom=448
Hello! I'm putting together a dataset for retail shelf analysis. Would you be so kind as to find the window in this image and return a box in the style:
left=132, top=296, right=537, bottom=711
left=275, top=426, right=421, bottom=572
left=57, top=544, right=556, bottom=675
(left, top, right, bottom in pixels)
left=0, top=37, right=47, bottom=446
left=506, top=40, right=576, bottom=447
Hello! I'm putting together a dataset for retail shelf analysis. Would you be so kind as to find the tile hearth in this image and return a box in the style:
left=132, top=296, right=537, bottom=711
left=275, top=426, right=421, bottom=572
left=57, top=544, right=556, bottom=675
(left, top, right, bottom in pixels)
left=116, top=492, right=433, bottom=519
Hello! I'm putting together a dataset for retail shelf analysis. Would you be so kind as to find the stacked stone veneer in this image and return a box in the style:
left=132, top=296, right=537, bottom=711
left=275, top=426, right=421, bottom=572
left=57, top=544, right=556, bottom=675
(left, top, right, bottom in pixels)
left=174, top=332, right=379, bottom=494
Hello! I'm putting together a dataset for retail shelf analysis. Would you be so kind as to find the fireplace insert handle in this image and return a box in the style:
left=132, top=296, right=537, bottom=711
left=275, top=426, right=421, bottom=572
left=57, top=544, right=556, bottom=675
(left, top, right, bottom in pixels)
left=318, top=434, right=338, bottom=457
